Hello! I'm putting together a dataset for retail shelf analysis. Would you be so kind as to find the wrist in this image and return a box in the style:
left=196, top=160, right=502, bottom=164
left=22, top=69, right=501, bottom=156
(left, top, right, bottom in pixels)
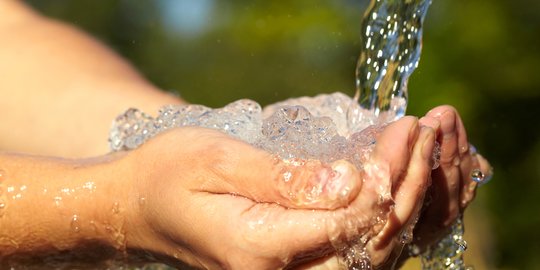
left=0, top=152, right=133, bottom=262
left=119, top=141, right=208, bottom=268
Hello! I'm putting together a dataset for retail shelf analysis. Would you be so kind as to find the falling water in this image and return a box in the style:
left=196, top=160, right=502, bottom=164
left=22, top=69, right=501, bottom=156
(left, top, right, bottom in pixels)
left=356, top=0, right=472, bottom=269
left=354, top=0, right=431, bottom=123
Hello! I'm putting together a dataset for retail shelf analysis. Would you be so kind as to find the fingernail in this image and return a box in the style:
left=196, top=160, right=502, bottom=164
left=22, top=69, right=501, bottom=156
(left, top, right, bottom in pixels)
left=421, top=127, right=436, bottom=160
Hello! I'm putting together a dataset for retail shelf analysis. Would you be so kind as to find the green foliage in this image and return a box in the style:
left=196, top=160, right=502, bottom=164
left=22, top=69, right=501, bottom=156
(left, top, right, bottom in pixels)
left=27, top=0, right=540, bottom=268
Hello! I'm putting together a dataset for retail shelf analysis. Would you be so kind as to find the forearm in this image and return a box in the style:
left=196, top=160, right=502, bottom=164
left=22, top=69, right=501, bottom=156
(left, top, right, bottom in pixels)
left=0, top=0, right=184, bottom=158
left=0, top=151, right=132, bottom=263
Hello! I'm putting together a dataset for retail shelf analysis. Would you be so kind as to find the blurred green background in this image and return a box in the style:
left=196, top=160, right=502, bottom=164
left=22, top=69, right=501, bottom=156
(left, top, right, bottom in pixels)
left=27, top=0, right=540, bottom=269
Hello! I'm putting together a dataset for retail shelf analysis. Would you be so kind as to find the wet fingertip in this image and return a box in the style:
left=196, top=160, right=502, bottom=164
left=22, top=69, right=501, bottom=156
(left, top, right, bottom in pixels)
left=438, top=110, right=457, bottom=139
left=419, top=116, right=441, bottom=131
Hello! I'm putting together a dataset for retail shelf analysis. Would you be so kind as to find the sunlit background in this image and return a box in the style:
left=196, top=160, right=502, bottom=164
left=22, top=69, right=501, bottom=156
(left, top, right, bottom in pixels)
left=27, top=0, right=540, bottom=269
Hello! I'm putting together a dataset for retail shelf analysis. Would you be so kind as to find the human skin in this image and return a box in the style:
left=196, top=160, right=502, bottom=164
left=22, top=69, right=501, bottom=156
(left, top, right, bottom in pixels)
left=0, top=0, right=491, bottom=268
left=293, top=106, right=492, bottom=270
left=0, top=0, right=184, bottom=158
left=0, top=117, right=435, bottom=269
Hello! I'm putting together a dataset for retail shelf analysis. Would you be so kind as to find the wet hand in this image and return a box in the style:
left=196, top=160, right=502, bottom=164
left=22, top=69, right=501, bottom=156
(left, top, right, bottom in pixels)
left=412, top=105, right=493, bottom=251
left=119, top=117, right=433, bottom=269
left=299, top=117, right=437, bottom=269
left=122, top=126, right=364, bottom=269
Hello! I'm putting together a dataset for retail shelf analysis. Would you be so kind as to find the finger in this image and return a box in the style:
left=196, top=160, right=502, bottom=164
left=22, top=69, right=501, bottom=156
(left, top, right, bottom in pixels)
left=427, top=105, right=469, bottom=154
left=367, top=116, right=420, bottom=199
left=391, top=126, right=434, bottom=234
left=366, top=126, right=434, bottom=264
left=425, top=106, right=462, bottom=226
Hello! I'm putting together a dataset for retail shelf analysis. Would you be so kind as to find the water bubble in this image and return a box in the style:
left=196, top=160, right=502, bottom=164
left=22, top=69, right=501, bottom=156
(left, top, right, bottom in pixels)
left=0, top=199, right=5, bottom=209
left=455, top=239, right=468, bottom=252
left=282, top=171, right=292, bottom=182
left=400, top=230, right=414, bottom=244
left=452, top=157, right=461, bottom=167
left=470, top=169, right=485, bottom=183
left=408, top=244, right=421, bottom=257
left=71, top=215, right=81, bottom=232
left=82, top=181, right=96, bottom=192
left=53, top=196, right=63, bottom=206
left=139, top=197, right=146, bottom=206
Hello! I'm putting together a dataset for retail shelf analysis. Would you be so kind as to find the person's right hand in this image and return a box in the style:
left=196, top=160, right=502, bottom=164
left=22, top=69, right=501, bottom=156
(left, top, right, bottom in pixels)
left=411, top=105, right=492, bottom=251
left=118, top=116, right=434, bottom=269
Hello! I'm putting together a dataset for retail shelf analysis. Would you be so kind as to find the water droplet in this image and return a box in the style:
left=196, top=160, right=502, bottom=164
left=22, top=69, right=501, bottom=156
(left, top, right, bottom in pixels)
left=53, top=196, right=63, bottom=206
left=400, top=230, right=413, bottom=244
left=455, top=239, right=468, bottom=252
left=6, top=186, right=14, bottom=193
left=408, top=244, right=421, bottom=256
left=282, top=171, right=292, bottom=182
left=139, top=197, right=146, bottom=206
left=452, top=156, right=461, bottom=167
left=89, top=220, right=98, bottom=231
left=0, top=199, right=5, bottom=209
left=112, top=202, right=120, bottom=214
left=470, top=169, right=485, bottom=183
left=460, top=145, right=469, bottom=154
left=71, top=215, right=81, bottom=232
left=0, top=169, right=5, bottom=182
left=82, top=181, right=96, bottom=192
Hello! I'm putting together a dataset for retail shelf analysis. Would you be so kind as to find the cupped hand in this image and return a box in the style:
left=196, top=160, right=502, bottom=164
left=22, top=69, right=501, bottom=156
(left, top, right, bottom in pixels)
left=299, top=118, right=438, bottom=269
left=120, top=116, right=434, bottom=269
left=410, top=105, right=493, bottom=251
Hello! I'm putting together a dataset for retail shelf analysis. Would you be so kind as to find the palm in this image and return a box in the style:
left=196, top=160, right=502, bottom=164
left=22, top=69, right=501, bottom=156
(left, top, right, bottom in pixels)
left=129, top=116, right=434, bottom=269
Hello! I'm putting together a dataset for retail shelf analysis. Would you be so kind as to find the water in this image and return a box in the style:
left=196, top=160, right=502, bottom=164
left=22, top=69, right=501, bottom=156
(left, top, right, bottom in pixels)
left=419, top=218, right=472, bottom=270
left=354, top=0, right=432, bottom=123
left=104, top=0, right=475, bottom=268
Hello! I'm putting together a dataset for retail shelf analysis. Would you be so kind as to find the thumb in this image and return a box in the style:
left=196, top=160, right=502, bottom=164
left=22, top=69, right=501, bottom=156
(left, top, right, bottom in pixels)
left=217, top=138, right=363, bottom=210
